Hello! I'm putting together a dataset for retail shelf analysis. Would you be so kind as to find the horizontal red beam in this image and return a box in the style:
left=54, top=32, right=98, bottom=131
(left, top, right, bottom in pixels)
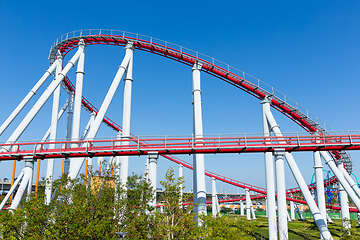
left=1, top=133, right=359, bottom=161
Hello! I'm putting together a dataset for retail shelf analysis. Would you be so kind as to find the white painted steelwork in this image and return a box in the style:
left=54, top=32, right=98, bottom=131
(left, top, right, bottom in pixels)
left=64, top=92, right=74, bottom=174
left=3, top=47, right=82, bottom=148
left=341, top=167, right=360, bottom=198
left=274, top=148, right=288, bottom=240
left=314, top=151, right=327, bottom=225
left=286, top=212, right=291, bottom=222
left=26, top=159, right=35, bottom=200
left=262, top=97, right=278, bottom=240
left=10, top=159, right=34, bottom=209
left=179, top=164, right=183, bottom=202
left=69, top=40, right=86, bottom=173
left=245, top=188, right=251, bottom=220
left=290, top=195, right=295, bottom=220
left=68, top=42, right=132, bottom=180
left=326, top=212, right=333, bottom=224
left=45, top=51, right=63, bottom=204
left=42, top=100, right=69, bottom=143
left=49, top=30, right=354, bottom=175
left=144, top=157, right=149, bottom=181
left=192, top=61, right=206, bottom=217
left=251, top=203, right=256, bottom=220
left=265, top=197, right=268, bottom=218
left=87, top=157, right=92, bottom=186
left=262, top=97, right=332, bottom=240
left=71, top=40, right=86, bottom=142
left=240, top=201, right=245, bottom=216
left=0, top=169, right=24, bottom=210
left=80, top=112, right=95, bottom=141
left=338, top=163, right=350, bottom=230
left=0, top=60, right=59, bottom=136
left=211, top=178, right=220, bottom=217
left=0, top=30, right=358, bottom=240
left=320, top=151, right=360, bottom=211
left=119, top=42, right=134, bottom=189
left=148, top=152, right=158, bottom=209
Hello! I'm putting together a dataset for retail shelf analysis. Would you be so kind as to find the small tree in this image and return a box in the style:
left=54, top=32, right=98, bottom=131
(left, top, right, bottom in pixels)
left=119, top=174, right=156, bottom=239
left=0, top=171, right=155, bottom=239
left=155, top=167, right=198, bottom=239
left=0, top=168, right=260, bottom=239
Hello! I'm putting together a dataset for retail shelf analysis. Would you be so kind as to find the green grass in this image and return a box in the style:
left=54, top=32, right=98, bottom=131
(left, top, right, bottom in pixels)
left=252, top=215, right=360, bottom=239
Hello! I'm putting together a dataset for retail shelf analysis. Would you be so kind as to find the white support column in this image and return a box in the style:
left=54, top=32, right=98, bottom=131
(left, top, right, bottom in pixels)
left=26, top=159, right=35, bottom=200
left=41, top=99, right=69, bottom=143
left=290, top=195, right=296, bottom=220
left=115, top=132, right=122, bottom=187
left=69, top=42, right=132, bottom=180
left=192, top=61, right=207, bottom=217
left=80, top=112, right=96, bottom=141
left=314, top=151, right=327, bottom=225
left=69, top=40, right=86, bottom=171
left=261, top=98, right=277, bottom=240
left=119, top=42, right=134, bottom=189
left=0, top=170, right=24, bottom=210
left=341, top=167, right=360, bottom=198
left=64, top=92, right=74, bottom=174
left=3, top=44, right=82, bottom=148
left=262, top=97, right=332, bottom=240
left=251, top=203, right=257, bottom=220
left=287, top=212, right=291, bottom=222
left=327, top=212, right=334, bottom=224
left=245, top=188, right=251, bottom=220
left=212, top=177, right=219, bottom=217
left=274, top=148, right=288, bottom=240
left=265, top=197, right=268, bottom=218
left=45, top=51, right=63, bottom=204
left=0, top=59, right=59, bottom=136
left=10, top=160, right=34, bottom=209
left=320, top=151, right=360, bottom=212
left=71, top=41, right=86, bottom=141
left=338, top=162, right=351, bottom=230
left=240, top=200, right=245, bottom=216
left=179, top=164, right=183, bottom=202
left=87, top=157, right=93, bottom=186
left=144, top=157, right=149, bottom=181
left=148, top=152, right=158, bottom=209
left=295, top=202, right=304, bottom=220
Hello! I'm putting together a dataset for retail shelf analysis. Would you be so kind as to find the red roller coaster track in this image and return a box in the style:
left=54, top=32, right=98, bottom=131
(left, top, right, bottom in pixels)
left=50, top=32, right=352, bottom=168
left=45, top=30, right=352, bottom=208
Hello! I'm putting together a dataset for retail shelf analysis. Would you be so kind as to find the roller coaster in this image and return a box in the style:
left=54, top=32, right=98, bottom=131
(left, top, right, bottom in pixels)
left=0, top=29, right=359, bottom=240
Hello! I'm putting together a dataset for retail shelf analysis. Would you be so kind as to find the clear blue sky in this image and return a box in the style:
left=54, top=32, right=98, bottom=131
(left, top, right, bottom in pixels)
left=0, top=1, right=359, bottom=194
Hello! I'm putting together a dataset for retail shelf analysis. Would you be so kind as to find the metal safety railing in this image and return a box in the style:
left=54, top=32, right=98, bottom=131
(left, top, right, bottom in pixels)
left=48, top=29, right=353, bottom=172
left=2, top=131, right=360, bottom=160
left=49, top=29, right=331, bottom=132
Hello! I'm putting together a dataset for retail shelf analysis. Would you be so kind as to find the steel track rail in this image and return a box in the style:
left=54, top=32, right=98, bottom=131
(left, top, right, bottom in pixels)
left=45, top=30, right=347, bottom=198
left=48, top=30, right=352, bottom=174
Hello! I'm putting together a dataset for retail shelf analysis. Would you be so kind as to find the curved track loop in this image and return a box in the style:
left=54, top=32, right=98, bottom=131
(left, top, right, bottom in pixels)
left=50, top=31, right=352, bottom=173
left=51, top=31, right=345, bottom=204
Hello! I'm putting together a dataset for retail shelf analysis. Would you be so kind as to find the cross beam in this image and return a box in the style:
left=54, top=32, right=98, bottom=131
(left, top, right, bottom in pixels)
left=1, top=133, right=360, bottom=160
